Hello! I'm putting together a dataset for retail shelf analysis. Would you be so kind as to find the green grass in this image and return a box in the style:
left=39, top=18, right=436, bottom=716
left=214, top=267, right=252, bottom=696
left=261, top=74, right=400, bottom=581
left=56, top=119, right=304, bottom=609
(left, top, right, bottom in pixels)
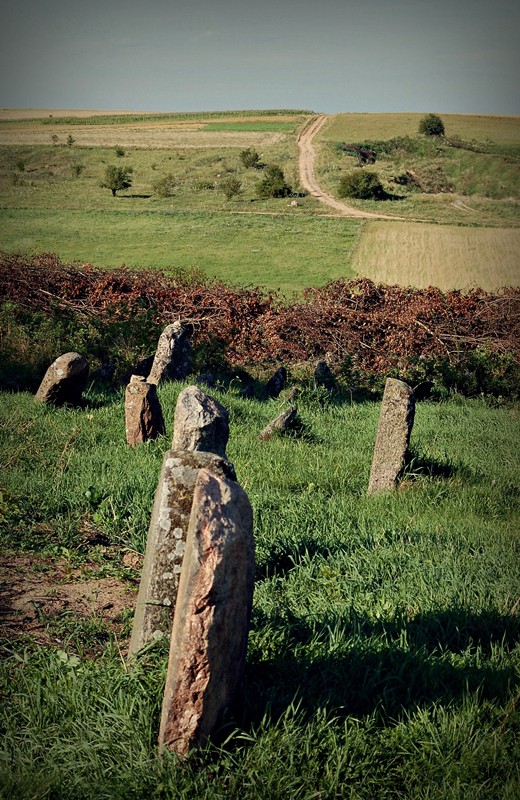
left=0, top=383, right=519, bottom=798
left=0, top=110, right=314, bottom=126
left=0, top=208, right=359, bottom=293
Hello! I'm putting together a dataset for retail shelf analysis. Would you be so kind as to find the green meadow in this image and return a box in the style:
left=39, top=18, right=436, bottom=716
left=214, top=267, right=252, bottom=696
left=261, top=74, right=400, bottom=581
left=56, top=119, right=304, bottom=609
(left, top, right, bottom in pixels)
left=0, top=383, right=519, bottom=799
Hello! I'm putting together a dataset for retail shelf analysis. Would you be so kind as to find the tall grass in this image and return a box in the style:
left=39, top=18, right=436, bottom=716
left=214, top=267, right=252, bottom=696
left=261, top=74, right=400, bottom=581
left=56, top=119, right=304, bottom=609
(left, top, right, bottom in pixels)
left=0, top=381, right=519, bottom=798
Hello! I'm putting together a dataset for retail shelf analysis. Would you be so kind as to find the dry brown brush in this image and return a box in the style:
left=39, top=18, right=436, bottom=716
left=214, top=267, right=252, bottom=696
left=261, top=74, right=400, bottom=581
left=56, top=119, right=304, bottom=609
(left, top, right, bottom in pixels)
left=1, top=252, right=518, bottom=395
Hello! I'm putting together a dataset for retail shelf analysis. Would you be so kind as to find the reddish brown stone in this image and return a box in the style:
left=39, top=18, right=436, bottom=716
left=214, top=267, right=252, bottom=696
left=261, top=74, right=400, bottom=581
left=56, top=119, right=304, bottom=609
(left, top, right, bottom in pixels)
left=125, top=375, right=165, bottom=446
left=158, top=469, right=254, bottom=758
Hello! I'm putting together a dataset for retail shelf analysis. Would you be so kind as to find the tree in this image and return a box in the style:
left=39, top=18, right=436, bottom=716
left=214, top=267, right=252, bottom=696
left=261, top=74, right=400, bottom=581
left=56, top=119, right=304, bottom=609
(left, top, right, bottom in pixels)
left=418, top=113, right=445, bottom=137
left=100, top=165, right=133, bottom=196
left=220, top=176, right=242, bottom=200
left=256, top=164, right=292, bottom=198
left=338, top=170, right=385, bottom=200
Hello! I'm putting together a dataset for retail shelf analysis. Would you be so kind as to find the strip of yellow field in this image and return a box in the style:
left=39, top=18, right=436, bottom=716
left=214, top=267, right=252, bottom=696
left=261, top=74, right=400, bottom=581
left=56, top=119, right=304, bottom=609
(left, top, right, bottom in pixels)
left=352, top=222, right=520, bottom=291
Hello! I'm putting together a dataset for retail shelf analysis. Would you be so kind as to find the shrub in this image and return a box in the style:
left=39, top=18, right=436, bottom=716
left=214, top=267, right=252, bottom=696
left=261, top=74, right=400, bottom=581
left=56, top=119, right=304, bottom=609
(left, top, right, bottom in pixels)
left=240, top=148, right=262, bottom=169
left=152, top=173, right=176, bottom=197
left=419, top=113, right=445, bottom=137
left=256, top=165, right=293, bottom=198
left=100, top=165, right=133, bottom=196
left=220, top=176, right=242, bottom=200
left=66, top=134, right=75, bottom=147
left=115, top=146, right=125, bottom=157
left=338, top=171, right=385, bottom=200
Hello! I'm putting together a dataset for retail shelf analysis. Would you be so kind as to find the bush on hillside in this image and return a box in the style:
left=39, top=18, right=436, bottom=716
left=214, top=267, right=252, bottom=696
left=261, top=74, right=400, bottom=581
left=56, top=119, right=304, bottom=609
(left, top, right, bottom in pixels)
left=338, top=170, right=385, bottom=200
left=240, top=148, right=263, bottom=169
left=256, top=165, right=293, bottom=198
left=152, top=172, right=177, bottom=197
left=220, top=176, right=243, bottom=200
left=419, top=113, right=445, bottom=137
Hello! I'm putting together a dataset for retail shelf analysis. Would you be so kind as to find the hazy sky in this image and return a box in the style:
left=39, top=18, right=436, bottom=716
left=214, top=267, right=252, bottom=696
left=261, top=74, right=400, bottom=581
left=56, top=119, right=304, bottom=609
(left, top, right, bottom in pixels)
left=0, top=0, right=518, bottom=114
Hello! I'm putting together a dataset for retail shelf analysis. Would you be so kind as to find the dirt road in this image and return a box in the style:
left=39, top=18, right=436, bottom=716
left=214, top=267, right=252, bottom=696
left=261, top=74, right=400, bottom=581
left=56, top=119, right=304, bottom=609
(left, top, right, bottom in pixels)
left=297, top=114, right=404, bottom=220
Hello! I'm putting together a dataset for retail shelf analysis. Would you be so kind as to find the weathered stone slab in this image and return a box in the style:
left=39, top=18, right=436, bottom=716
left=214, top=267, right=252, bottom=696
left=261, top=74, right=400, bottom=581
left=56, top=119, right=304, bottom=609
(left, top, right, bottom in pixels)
left=172, top=386, right=229, bottom=458
left=265, top=366, right=287, bottom=398
left=368, top=378, right=415, bottom=494
left=147, top=322, right=192, bottom=385
left=259, top=406, right=298, bottom=440
left=128, top=450, right=236, bottom=657
left=125, top=375, right=165, bottom=446
left=158, top=468, right=254, bottom=757
left=34, top=352, right=89, bottom=406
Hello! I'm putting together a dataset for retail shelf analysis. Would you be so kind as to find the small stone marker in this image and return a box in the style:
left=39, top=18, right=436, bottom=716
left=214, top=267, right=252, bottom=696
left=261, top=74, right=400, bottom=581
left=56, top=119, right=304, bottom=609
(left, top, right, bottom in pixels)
left=34, top=352, right=89, bottom=406
left=314, top=360, right=336, bottom=391
left=128, top=450, right=236, bottom=657
left=172, top=386, right=229, bottom=458
left=147, top=322, right=192, bottom=385
left=158, top=468, right=254, bottom=758
left=368, top=378, right=415, bottom=494
left=259, top=406, right=298, bottom=440
left=125, top=375, right=165, bottom=446
left=265, top=366, right=287, bottom=399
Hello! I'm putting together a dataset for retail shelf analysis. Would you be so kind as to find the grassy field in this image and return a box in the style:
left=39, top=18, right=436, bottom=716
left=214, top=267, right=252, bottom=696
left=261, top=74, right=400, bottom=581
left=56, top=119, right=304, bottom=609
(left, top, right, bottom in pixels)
left=0, top=381, right=518, bottom=799
left=0, top=208, right=359, bottom=292
left=320, top=113, right=520, bottom=146
left=351, top=221, right=520, bottom=291
left=0, top=109, right=519, bottom=293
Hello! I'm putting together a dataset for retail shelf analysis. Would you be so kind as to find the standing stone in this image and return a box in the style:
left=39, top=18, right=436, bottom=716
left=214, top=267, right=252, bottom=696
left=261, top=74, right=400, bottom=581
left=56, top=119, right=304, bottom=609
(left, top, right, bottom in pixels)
left=172, top=386, right=229, bottom=458
left=158, top=468, right=254, bottom=757
left=368, top=378, right=415, bottom=494
left=259, top=406, right=298, bottom=440
left=314, top=360, right=336, bottom=391
left=128, top=450, right=236, bottom=657
left=265, top=366, right=287, bottom=399
left=34, top=352, right=89, bottom=406
left=147, top=322, right=192, bottom=385
left=125, top=375, right=165, bottom=446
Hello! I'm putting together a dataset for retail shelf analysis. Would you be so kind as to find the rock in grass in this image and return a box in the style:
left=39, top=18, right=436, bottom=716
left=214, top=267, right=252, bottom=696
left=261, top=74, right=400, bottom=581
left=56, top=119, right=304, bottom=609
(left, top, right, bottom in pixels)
left=314, top=360, right=336, bottom=391
left=128, top=450, right=236, bottom=657
left=34, top=352, right=89, bottom=407
left=158, top=468, right=254, bottom=758
left=172, top=385, right=230, bottom=458
left=124, top=375, right=165, bottom=446
left=147, top=322, right=192, bottom=384
left=265, top=366, right=287, bottom=398
left=368, top=378, right=415, bottom=494
left=259, top=406, right=298, bottom=440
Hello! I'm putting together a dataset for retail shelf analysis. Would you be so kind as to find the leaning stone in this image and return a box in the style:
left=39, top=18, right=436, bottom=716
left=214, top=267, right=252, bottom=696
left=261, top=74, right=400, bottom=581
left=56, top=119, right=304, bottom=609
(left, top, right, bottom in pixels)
left=34, top=352, right=89, bottom=406
left=368, top=378, right=415, bottom=494
left=158, top=468, right=254, bottom=758
left=265, top=366, right=287, bottom=398
left=125, top=375, right=165, bottom=446
left=147, top=322, right=192, bottom=385
left=128, top=450, right=236, bottom=657
left=259, top=406, right=298, bottom=440
left=172, top=386, right=229, bottom=458
left=314, top=360, right=336, bottom=391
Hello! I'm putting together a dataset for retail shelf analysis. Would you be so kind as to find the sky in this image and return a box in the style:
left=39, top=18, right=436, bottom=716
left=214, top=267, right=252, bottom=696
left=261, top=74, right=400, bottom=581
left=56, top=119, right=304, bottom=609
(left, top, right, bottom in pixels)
left=0, top=0, right=518, bottom=114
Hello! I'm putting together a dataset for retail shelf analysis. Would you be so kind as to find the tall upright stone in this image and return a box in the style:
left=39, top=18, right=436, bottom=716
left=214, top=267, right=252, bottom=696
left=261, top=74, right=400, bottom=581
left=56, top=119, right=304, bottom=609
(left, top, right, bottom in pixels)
left=147, top=322, right=192, bottom=385
left=34, top=352, right=89, bottom=407
left=125, top=375, right=165, bottom=446
left=172, top=386, right=229, bottom=458
left=265, top=366, right=287, bottom=399
left=158, top=468, right=254, bottom=758
left=128, top=450, right=236, bottom=657
left=368, top=378, right=415, bottom=494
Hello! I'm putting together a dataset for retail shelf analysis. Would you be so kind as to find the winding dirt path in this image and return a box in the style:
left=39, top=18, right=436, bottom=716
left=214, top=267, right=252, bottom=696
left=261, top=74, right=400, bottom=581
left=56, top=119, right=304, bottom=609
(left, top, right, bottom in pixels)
left=298, top=114, right=406, bottom=220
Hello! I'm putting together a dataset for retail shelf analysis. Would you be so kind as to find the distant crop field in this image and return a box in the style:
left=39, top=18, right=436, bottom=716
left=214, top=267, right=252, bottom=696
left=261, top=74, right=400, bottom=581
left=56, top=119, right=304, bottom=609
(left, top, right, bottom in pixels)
left=203, top=122, right=296, bottom=132
left=352, top=221, right=520, bottom=291
left=320, top=113, right=520, bottom=146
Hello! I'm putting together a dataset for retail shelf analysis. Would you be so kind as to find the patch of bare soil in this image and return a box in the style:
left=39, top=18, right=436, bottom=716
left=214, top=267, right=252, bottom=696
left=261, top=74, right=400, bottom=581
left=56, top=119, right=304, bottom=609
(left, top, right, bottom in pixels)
left=0, top=554, right=140, bottom=650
